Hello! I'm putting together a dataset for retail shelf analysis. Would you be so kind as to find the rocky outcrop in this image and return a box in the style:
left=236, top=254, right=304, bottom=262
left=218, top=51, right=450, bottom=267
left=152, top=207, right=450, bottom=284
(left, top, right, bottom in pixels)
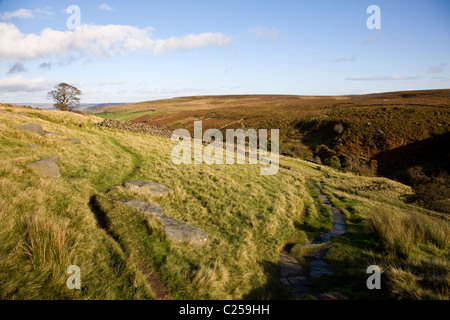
left=15, top=123, right=65, bottom=137
left=27, top=156, right=61, bottom=178
left=94, top=119, right=172, bottom=138
left=119, top=199, right=208, bottom=246
left=124, top=180, right=174, bottom=197
left=15, top=123, right=46, bottom=135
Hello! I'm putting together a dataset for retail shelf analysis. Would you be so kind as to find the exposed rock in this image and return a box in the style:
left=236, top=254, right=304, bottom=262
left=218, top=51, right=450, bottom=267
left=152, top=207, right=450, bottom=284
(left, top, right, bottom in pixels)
left=124, top=180, right=174, bottom=197
left=15, top=123, right=45, bottom=135
left=94, top=119, right=172, bottom=138
left=67, top=137, right=81, bottom=144
left=309, top=259, right=334, bottom=278
left=0, top=110, right=6, bottom=114
left=279, top=262, right=303, bottom=277
left=28, top=144, right=38, bottom=148
left=119, top=199, right=207, bottom=246
left=27, top=156, right=61, bottom=178
left=280, top=253, right=299, bottom=264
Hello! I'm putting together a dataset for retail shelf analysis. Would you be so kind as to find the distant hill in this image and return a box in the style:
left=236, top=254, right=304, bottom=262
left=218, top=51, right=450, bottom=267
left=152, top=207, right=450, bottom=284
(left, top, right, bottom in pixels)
left=90, top=89, right=450, bottom=183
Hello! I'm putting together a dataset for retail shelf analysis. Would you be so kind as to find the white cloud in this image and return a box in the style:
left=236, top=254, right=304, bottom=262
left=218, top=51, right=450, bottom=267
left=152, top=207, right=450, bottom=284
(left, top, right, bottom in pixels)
left=0, top=76, right=54, bottom=92
left=345, top=75, right=419, bottom=81
left=0, top=9, right=34, bottom=20
left=153, top=32, right=235, bottom=54
left=34, top=8, right=53, bottom=19
left=99, top=4, right=114, bottom=11
left=247, top=25, right=286, bottom=39
left=0, top=8, right=52, bottom=20
left=0, top=23, right=235, bottom=61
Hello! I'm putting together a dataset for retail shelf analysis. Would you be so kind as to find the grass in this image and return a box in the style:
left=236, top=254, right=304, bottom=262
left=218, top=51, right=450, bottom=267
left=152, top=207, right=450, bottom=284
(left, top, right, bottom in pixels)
left=0, top=104, right=449, bottom=300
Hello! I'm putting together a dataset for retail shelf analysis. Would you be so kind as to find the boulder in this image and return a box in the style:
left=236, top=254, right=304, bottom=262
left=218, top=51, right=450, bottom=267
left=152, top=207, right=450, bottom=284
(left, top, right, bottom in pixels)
left=67, top=137, right=81, bottom=144
left=27, top=156, right=61, bottom=178
left=28, top=144, right=38, bottom=148
left=124, top=180, right=174, bottom=197
left=119, top=199, right=208, bottom=246
left=15, top=123, right=45, bottom=135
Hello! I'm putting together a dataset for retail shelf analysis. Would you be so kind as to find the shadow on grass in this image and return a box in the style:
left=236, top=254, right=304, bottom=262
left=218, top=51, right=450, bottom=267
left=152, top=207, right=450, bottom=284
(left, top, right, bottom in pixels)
left=242, top=261, right=292, bottom=300
left=89, top=194, right=121, bottom=244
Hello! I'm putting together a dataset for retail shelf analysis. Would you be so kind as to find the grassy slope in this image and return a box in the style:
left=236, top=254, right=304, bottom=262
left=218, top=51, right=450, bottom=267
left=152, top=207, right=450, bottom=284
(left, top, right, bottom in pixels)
left=92, top=90, right=450, bottom=179
left=1, top=104, right=448, bottom=300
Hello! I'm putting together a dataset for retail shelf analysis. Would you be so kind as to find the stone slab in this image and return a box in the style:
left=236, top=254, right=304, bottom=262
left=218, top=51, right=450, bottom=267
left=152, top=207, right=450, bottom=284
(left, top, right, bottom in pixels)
left=124, top=180, right=174, bottom=197
left=27, top=156, right=61, bottom=178
left=15, top=123, right=45, bottom=135
left=119, top=199, right=207, bottom=246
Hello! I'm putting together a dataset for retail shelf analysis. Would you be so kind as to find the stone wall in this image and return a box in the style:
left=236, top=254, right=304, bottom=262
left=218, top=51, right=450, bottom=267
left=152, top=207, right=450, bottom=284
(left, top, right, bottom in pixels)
left=94, top=119, right=172, bottom=138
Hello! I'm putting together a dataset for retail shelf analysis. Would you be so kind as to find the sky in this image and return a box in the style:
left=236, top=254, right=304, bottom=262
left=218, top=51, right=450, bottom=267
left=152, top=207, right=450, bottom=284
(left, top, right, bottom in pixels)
left=0, top=0, right=449, bottom=103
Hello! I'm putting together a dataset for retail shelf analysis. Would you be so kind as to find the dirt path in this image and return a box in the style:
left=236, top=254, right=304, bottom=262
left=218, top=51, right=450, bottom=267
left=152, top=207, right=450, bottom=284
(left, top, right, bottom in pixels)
left=279, top=183, right=347, bottom=299
left=89, top=136, right=172, bottom=300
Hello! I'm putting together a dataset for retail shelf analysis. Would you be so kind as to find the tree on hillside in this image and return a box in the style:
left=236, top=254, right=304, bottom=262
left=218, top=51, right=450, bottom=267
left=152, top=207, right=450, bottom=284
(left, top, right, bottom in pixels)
left=47, top=83, right=82, bottom=111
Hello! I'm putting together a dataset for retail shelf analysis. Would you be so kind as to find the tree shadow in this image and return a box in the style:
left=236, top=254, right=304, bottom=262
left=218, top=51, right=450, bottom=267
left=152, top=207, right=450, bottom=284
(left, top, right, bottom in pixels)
left=88, top=194, right=121, bottom=243
left=242, top=260, right=292, bottom=300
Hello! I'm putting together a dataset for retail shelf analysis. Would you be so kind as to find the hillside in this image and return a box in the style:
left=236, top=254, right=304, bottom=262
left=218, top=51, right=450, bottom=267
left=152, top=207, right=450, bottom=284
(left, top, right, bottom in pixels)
left=1, top=104, right=449, bottom=300
left=91, top=90, right=450, bottom=185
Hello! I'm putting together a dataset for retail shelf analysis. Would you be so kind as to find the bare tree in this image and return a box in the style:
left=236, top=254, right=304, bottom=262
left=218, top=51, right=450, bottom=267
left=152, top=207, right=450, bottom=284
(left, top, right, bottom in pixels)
left=47, top=83, right=82, bottom=111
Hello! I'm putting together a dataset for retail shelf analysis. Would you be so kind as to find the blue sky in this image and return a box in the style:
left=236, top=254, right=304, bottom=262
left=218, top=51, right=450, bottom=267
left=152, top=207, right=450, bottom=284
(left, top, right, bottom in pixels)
left=0, top=0, right=449, bottom=103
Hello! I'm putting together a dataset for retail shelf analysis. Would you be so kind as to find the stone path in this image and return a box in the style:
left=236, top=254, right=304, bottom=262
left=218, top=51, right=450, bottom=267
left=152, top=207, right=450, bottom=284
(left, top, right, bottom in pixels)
left=278, top=253, right=312, bottom=299
left=279, top=183, right=347, bottom=299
